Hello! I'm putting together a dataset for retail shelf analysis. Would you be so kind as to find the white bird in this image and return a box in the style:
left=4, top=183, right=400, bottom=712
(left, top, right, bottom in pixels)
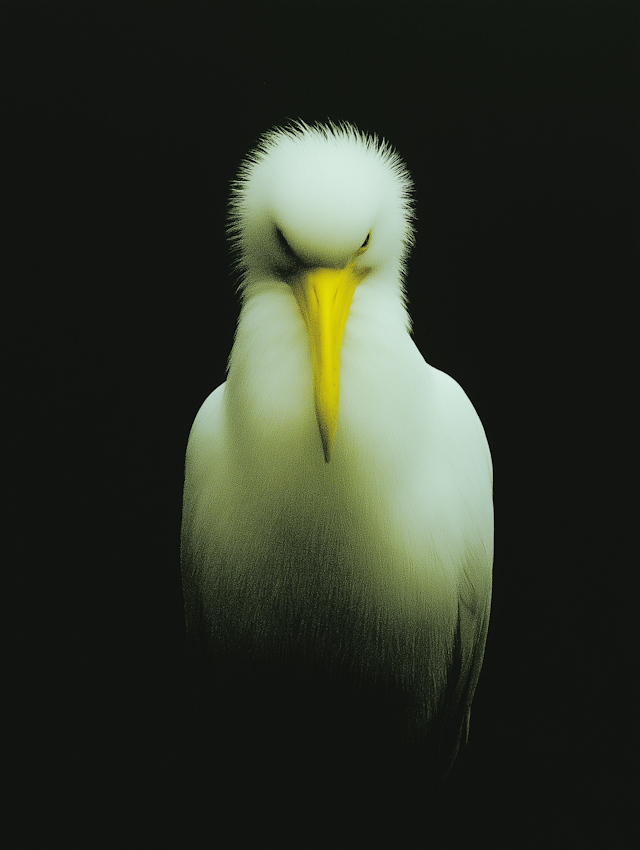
left=181, top=122, right=493, bottom=793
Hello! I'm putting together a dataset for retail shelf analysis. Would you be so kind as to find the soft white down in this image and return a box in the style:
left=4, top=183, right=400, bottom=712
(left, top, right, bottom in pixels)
left=180, top=122, right=493, bottom=785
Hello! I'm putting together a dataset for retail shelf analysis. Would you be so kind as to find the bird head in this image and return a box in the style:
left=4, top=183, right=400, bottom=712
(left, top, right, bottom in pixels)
left=229, top=122, right=414, bottom=462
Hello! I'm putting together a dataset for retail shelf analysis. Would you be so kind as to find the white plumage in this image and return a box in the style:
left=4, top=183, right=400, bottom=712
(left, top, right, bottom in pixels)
left=181, top=122, right=493, bottom=789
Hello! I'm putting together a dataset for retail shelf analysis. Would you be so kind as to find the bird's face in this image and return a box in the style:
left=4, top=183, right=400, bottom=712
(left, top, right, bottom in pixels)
left=269, top=165, right=377, bottom=463
left=231, top=124, right=413, bottom=462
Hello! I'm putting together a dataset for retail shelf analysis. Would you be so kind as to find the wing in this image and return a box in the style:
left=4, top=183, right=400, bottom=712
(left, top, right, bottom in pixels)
left=431, top=549, right=492, bottom=782
left=180, top=384, right=226, bottom=712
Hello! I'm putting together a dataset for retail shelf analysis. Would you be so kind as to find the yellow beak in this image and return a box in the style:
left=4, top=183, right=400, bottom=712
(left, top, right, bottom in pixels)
left=291, top=262, right=362, bottom=462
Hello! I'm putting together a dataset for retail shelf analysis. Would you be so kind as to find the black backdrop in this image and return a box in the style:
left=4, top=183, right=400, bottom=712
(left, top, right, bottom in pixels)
left=8, top=0, right=636, bottom=842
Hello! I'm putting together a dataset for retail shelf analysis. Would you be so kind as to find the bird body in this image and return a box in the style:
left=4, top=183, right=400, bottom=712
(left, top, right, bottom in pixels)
left=181, top=123, right=493, bottom=786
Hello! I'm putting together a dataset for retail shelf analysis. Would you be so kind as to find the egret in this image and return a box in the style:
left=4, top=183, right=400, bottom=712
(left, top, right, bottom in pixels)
left=180, top=122, right=493, bottom=796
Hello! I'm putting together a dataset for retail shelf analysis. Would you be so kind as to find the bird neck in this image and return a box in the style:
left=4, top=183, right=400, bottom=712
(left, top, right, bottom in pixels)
left=224, top=278, right=424, bottom=481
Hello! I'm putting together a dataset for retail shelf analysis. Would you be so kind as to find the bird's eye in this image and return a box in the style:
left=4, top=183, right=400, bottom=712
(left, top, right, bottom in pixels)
left=276, top=226, right=295, bottom=258
left=360, top=231, right=371, bottom=251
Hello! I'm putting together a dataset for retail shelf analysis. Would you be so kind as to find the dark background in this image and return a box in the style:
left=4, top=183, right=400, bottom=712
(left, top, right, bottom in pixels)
left=7, top=0, right=636, bottom=842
